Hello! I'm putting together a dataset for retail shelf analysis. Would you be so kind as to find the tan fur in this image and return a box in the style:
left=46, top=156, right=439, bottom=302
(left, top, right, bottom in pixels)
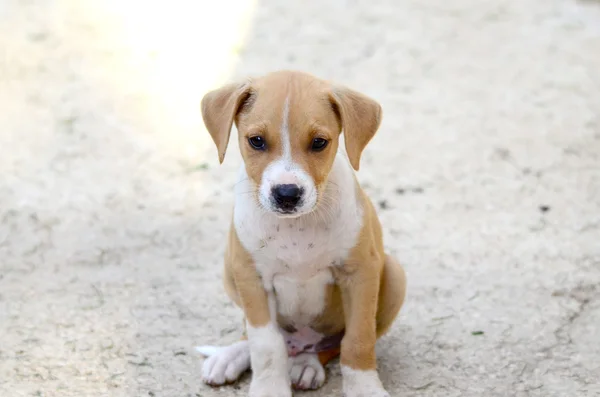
left=202, top=70, right=406, bottom=379
left=332, top=188, right=406, bottom=370
left=223, top=225, right=271, bottom=328
left=330, top=87, right=382, bottom=170
left=201, top=82, right=252, bottom=164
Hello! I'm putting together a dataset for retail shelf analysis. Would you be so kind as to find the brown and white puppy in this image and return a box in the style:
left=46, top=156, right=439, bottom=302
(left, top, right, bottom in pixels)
left=197, top=70, right=406, bottom=397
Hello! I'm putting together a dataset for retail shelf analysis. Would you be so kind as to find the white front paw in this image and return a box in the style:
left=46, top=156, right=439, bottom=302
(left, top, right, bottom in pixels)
left=196, top=341, right=250, bottom=386
left=249, top=376, right=292, bottom=397
left=246, top=322, right=292, bottom=396
left=341, top=366, right=390, bottom=397
left=288, top=353, right=326, bottom=390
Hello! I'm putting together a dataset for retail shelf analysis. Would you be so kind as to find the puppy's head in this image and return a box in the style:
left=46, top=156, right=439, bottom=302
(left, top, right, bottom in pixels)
left=201, top=71, right=381, bottom=217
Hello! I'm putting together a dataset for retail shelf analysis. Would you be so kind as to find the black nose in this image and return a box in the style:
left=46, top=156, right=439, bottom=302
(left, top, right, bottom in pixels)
left=272, top=184, right=303, bottom=210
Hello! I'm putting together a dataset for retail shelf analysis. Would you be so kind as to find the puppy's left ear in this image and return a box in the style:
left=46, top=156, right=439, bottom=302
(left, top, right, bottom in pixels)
left=201, top=82, right=252, bottom=164
left=330, top=86, right=382, bottom=170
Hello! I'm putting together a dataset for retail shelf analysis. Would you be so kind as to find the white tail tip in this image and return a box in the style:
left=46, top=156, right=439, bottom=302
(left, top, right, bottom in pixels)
left=195, top=345, right=220, bottom=357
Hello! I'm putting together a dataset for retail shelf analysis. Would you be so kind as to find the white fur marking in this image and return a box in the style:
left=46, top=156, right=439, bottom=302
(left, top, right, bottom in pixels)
left=259, top=159, right=317, bottom=215
left=258, top=95, right=319, bottom=215
left=273, top=271, right=333, bottom=325
left=281, top=96, right=291, bottom=159
left=235, top=154, right=363, bottom=327
left=341, top=366, right=390, bottom=397
left=247, top=322, right=291, bottom=396
left=288, top=353, right=326, bottom=390
left=198, top=341, right=250, bottom=385
left=196, top=342, right=325, bottom=390
left=195, top=345, right=220, bottom=357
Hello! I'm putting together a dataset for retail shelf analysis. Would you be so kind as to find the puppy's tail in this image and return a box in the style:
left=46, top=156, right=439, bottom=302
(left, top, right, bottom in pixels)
left=195, top=345, right=220, bottom=357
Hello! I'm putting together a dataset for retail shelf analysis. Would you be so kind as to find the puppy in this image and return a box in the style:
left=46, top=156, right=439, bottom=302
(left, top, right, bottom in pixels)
left=197, top=70, right=406, bottom=397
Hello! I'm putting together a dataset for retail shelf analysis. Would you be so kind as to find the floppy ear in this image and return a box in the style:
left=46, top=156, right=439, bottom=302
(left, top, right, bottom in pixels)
left=330, top=86, right=382, bottom=170
left=201, top=82, right=252, bottom=163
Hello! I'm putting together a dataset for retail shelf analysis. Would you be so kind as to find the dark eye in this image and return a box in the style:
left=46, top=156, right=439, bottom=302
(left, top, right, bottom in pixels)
left=248, top=136, right=266, bottom=150
left=311, top=138, right=328, bottom=151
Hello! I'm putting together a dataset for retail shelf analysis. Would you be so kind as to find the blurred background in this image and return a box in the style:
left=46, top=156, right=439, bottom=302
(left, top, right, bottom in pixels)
left=1, top=0, right=599, bottom=396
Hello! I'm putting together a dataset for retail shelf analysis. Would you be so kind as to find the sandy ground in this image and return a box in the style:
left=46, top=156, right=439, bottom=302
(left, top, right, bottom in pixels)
left=1, top=0, right=600, bottom=396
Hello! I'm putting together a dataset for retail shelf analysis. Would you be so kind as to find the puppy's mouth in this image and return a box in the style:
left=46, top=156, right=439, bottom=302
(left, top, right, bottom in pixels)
left=269, top=197, right=306, bottom=217
left=266, top=196, right=319, bottom=218
left=273, top=208, right=302, bottom=217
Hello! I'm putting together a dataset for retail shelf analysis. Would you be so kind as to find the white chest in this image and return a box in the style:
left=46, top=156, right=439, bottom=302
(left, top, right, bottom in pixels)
left=233, top=155, right=363, bottom=325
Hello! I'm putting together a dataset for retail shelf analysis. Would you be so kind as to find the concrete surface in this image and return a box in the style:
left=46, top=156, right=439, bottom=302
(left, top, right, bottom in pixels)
left=1, top=0, right=599, bottom=396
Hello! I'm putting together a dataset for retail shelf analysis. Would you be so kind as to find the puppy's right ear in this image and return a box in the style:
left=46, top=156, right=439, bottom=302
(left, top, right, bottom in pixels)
left=201, top=82, right=252, bottom=163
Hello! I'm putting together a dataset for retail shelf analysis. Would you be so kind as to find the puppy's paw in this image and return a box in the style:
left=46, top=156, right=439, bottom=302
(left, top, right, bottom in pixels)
left=249, top=376, right=292, bottom=397
left=196, top=341, right=250, bottom=386
left=341, top=366, right=390, bottom=397
left=288, top=353, right=326, bottom=390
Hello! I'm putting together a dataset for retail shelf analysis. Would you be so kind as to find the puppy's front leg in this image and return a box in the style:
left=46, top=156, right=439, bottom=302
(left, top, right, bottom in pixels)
left=234, top=263, right=291, bottom=397
left=337, top=262, right=389, bottom=397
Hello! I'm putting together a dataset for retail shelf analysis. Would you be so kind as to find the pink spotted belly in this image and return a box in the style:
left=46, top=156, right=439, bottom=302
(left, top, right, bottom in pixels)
left=281, top=326, right=344, bottom=357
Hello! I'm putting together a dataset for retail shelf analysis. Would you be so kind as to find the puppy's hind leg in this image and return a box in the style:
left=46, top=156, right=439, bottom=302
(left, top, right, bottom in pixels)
left=288, top=353, right=326, bottom=390
left=376, top=254, right=407, bottom=337
left=196, top=339, right=250, bottom=386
